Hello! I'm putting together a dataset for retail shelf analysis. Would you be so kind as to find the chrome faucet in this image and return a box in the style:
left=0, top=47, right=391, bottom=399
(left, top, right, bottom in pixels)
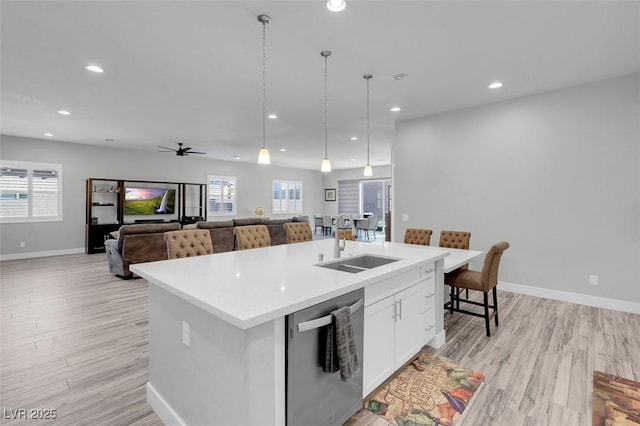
left=334, top=214, right=349, bottom=258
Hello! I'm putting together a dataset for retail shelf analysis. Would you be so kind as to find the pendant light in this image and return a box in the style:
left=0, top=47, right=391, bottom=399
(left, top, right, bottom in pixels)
left=320, top=51, right=332, bottom=173
left=363, top=74, right=373, bottom=177
left=257, top=14, right=271, bottom=164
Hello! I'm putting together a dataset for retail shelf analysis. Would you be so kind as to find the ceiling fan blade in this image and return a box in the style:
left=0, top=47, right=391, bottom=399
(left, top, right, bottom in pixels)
left=158, top=145, right=176, bottom=151
left=188, top=151, right=206, bottom=154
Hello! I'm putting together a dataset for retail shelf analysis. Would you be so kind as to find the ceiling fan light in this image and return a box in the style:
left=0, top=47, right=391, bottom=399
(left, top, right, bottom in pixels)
left=258, top=147, right=271, bottom=164
left=326, top=0, right=346, bottom=12
left=321, top=157, right=332, bottom=172
left=363, top=163, right=373, bottom=177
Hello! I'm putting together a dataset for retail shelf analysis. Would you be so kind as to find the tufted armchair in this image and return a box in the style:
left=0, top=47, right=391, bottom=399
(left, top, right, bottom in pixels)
left=234, top=225, right=271, bottom=250
left=164, top=229, right=214, bottom=259
left=445, top=241, right=510, bottom=336
left=404, top=228, right=433, bottom=246
left=283, top=222, right=313, bottom=244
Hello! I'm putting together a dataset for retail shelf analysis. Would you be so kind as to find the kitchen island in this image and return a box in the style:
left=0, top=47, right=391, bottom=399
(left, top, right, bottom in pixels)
left=131, top=239, right=450, bottom=426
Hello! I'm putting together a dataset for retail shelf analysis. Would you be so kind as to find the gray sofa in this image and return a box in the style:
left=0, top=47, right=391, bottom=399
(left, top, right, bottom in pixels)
left=106, top=216, right=309, bottom=278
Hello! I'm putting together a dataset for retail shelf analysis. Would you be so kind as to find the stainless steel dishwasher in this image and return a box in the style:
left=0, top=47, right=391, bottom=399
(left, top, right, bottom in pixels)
left=285, top=288, right=364, bottom=426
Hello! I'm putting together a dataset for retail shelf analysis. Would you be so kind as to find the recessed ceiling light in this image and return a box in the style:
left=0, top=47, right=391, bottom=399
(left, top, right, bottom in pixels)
left=85, top=65, right=104, bottom=73
left=232, top=155, right=241, bottom=160
left=390, top=106, right=401, bottom=112
left=392, top=73, right=408, bottom=81
left=268, top=114, right=278, bottom=119
left=57, top=110, right=71, bottom=115
left=350, top=137, right=358, bottom=141
left=488, top=81, right=503, bottom=89
left=279, top=148, right=287, bottom=152
left=43, top=133, right=54, bottom=137
left=326, top=0, right=346, bottom=12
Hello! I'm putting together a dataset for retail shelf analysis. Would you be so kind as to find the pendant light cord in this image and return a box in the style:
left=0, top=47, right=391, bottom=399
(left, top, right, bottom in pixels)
left=262, top=20, right=267, bottom=150
left=324, top=53, right=329, bottom=158
left=366, top=75, right=371, bottom=164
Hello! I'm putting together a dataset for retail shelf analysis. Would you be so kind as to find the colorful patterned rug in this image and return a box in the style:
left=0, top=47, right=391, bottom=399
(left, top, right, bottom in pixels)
left=365, top=352, right=485, bottom=426
left=593, top=371, right=640, bottom=426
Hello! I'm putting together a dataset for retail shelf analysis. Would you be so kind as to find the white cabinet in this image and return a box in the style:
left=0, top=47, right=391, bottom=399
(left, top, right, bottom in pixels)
left=363, top=263, right=436, bottom=396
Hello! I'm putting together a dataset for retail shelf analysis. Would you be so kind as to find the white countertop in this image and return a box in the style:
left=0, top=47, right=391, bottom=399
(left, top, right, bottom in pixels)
left=131, top=239, right=449, bottom=330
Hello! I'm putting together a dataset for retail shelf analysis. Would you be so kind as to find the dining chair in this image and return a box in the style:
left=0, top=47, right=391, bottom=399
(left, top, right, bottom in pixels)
left=444, top=241, right=510, bottom=337
left=321, top=215, right=333, bottom=236
left=164, top=229, right=213, bottom=259
left=404, top=228, right=433, bottom=246
left=332, top=229, right=356, bottom=241
left=313, top=214, right=324, bottom=235
left=233, top=225, right=271, bottom=250
left=356, top=215, right=378, bottom=239
left=284, top=222, right=313, bottom=244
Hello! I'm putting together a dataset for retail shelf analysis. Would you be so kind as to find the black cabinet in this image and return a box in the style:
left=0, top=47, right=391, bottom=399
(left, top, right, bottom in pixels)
left=86, top=223, right=121, bottom=254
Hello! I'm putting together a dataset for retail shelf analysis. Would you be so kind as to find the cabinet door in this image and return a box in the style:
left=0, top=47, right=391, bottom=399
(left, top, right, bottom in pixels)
left=394, top=282, right=431, bottom=367
left=363, top=297, right=395, bottom=397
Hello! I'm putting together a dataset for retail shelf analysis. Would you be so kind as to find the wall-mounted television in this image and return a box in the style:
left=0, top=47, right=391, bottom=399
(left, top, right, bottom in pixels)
left=124, top=187, right=176, bottom=215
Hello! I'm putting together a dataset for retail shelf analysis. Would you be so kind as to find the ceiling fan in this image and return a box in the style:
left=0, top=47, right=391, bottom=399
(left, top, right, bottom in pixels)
left=158, top=142, right=205, bottom=157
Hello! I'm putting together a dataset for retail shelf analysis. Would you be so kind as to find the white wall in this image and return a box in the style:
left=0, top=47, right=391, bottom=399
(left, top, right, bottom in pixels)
left=320, top=165, right=391, bottom=217
left=0, top=135, right=323, bottom=257
left=393, top=73, right=640, bottom=303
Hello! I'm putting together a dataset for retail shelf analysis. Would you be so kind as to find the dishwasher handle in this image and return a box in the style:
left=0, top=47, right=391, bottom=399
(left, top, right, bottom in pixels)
left=297, top=298, right=364, bottom=333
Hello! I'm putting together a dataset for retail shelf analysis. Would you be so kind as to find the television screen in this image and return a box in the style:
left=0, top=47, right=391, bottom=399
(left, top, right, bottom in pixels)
left=124, top=187, right=176, bottom=215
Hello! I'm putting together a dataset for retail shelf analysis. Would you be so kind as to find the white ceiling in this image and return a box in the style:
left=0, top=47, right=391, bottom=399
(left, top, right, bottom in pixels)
left=1, top=1, right=638, bottom=170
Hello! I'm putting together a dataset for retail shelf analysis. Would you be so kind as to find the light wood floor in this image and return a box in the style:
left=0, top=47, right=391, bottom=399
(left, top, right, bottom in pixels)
left=1, top=253, right=639, bottom=425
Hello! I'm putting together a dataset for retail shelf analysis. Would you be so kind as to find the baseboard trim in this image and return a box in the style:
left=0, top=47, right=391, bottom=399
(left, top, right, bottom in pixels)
left=428, top=330, right=446, bottom=349
left=0, top=247, right=85, bottom=261
left=499, top=281, right=640, bottom=315
left=146, top=382, right=186, bottom=426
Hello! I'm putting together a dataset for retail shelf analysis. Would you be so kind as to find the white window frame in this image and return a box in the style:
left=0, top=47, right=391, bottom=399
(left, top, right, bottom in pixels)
left=0, top=160, right=63, bottom=223
left=272, top=180, right=303, bottom=214
left=207, top=175, right=236, bottom=216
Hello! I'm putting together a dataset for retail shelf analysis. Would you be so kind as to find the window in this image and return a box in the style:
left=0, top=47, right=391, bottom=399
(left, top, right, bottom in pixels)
left=207, top=175, right=236, bottom=215
left=338, top=178, right=390, bottom=220
left=272, top=180, right=303, bottom=214
left=0, top=160, right=63, bottom=223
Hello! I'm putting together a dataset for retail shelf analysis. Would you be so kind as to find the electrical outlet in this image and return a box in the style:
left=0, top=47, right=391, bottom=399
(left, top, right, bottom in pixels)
left=19, top=241, right=25, bottom=248
left=402, top=214, right=409, bottom=221
left=182, top=321, right=190, bottom=346
left=589, top=275, right=598, bottom=286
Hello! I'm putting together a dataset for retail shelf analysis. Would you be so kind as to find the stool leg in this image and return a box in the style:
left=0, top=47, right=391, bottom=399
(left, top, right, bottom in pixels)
left=449, top=287, right=454, bottom=314
left=493, top=286, right=499, bottom=326
left=483, top=292, right=491, bottom=337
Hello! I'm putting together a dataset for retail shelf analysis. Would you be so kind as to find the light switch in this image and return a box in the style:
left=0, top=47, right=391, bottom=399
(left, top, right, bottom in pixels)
left=402, top=214, right=409, bottom=221
left=589, top=275, right=598, bottom=286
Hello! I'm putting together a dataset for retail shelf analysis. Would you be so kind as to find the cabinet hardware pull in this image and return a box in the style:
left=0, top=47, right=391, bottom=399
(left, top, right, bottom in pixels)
left=425, top=293, right=435, bottom=298
left=398, top=299, right=402, bottom=320
left=426, top=324, right=434, bottom=331
left=297, top=298, right=363, bottom=332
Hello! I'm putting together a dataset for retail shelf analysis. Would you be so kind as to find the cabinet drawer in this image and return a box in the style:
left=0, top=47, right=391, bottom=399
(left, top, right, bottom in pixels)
left=365, top=268, right=421, bottom=306
left=420, top=263, right=435, bottom=281
left=421, top=279, right=436, bottom=313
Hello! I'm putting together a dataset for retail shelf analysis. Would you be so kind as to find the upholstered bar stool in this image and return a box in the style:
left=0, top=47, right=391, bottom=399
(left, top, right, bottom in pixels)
left=444, top=241, right=510, bottom=337
left=164, top=229, right=213, bottom=259
left=440, top=230, right=472, bottom=300
left=404, top=228, right=433, bottom=246
left=284, top=222, right=313, bottom=243
left=332, top=229, right=356, bottom=241
left=234, top=225, right=271, bottom=250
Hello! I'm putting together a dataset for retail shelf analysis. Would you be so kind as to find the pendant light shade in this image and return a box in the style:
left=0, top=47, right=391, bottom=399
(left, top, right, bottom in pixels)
left=327, top=0, right=346, bottom=12
left=257, top=14, right=271, bottom=165
left=320, top=50, right=332, bottom=173
left=363, top=74, right=373, bottom=177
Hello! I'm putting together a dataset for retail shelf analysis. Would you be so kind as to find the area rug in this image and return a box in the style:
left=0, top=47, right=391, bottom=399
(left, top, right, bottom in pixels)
left=593, top=370, right=640, bottom=426
left=365, top=352, right=485, bottom=426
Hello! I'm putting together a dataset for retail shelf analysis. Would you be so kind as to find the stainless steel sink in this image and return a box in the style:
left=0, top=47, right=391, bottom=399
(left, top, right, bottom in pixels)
left=316, top=254, right=401, bottom=273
